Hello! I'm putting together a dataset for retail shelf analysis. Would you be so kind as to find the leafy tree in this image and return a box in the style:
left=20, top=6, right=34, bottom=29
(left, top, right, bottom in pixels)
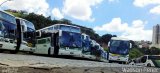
left=129, top=48, right=143, bottom=59
left=100, top=34, right=112, bottom=44
left=150, top=47, right=160, bottom=55
left=60, top=18, right=72, bottom=24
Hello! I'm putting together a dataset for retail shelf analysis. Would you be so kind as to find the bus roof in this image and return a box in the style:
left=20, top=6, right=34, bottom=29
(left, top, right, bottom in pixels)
left=38, top=24, right=80, bottom=31
left=54, top=24, right=80, bottom=28
left=111, top=37, right=129, bottom=41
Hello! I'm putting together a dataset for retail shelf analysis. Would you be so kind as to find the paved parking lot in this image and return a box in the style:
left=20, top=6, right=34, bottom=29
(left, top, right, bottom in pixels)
left=0, top=53, right=158, bottom=73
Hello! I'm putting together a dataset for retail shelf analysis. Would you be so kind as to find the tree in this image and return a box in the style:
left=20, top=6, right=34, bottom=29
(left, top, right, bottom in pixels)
left=100, top=34, right=112, bottom=45
left=129, top=48, right=143, bottom=59
left=150, top=47, right=160, bottom=55
left=60, top=18, right=72, bottom=24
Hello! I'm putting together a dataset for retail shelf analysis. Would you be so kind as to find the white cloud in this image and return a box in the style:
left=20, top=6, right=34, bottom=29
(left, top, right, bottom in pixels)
left=94, top=18, right=152, bottom=41
left=62, top=0, right=103, bottom=21
left=121, top=20, right=152, bottom=41
left=133, top=0, right=160, bottom=7
left=94, top=18, right=128, bottom=32
left=0, top=0, right=49, bottom=16
left=52, top=8, right=64, bottom=19
left=150, top=5, right=160, bottom=15
left=133, top=0, right=160, bottom=15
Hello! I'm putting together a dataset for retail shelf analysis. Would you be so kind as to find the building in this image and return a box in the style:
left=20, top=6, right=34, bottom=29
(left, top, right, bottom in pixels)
left=152, top=24, right=160, bottom=48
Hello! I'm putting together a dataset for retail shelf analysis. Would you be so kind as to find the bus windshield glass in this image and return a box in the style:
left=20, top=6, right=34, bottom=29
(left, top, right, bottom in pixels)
left=109, top=40, right=130, bottom=55
left=0, top=11, right=16, bottom=24
left=23, top=20, right=35, bottom=47
left=24, top=20, right=35, bottom=31
left=0, top=11, right=16, bottom=39
left=59, top=31, right=82, bottom=48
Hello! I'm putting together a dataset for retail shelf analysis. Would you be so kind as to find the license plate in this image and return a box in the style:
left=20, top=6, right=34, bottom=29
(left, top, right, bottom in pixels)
left=70, top=52, right=74, bottom=54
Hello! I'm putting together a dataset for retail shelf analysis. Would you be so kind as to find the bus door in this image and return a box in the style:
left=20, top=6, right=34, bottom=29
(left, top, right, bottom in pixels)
left=15, top=19, right=22, bottom=53
left=53, top=32, right=59, bottom=55
left=36, top=37, right=50, bottom=54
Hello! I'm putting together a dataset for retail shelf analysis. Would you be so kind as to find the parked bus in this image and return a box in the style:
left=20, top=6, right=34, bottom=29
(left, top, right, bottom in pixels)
left=34, top=24, right=82, bottom=57
left=108, top=37, right=132, bottom=64
left=132, top=55, right=160, bottom=68
left=81, top=33, right=107, bottom=61
left=16, top=18, right=36, bottom=52
left=0, top=10, right=20, bottom=53
left=0, top=11, right=36, bottom=53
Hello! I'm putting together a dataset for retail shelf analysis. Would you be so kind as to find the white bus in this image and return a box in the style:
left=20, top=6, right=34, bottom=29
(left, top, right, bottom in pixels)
left=81, top=33, right=108, bottom=61
left=108, top=37, right=132, bottom=64
left=16, top=18, right=36, bottom=52
left=34, top=24, right=82, bottom=57
left=0, top=10, right=20, bottom=53
left=0, top=11, right=36, bottom=53
left=132, top=55, right=160, bottom=68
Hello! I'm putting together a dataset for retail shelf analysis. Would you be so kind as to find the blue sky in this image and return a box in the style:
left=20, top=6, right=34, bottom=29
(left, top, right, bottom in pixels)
left=1, top=0, right=160, bottom=41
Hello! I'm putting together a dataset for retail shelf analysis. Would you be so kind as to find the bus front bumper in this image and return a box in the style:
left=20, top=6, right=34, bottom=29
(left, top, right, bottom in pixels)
left=58, top=48, right=82, bottom=57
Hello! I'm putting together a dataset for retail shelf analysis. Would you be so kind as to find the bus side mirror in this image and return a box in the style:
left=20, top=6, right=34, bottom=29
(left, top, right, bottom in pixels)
left=0, top=22, right=5, bottom=30
left=21, top=20, right=27, bottom=32
left=59, top=30, right=62, bottom=36
left=130, top=43, right=132, bottom=49
left=24, top=25, right=27, bottom=32
left=108, top=42, right=110, bottom=47
left=21, top=25, right=27, bottom=32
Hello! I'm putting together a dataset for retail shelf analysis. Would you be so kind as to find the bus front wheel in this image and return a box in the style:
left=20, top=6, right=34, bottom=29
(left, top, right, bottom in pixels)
left=109, top=60, right=112, bottom=63
left=147, top=63, right=151, bottom=67
left=0, top=50, right=4, bottom=53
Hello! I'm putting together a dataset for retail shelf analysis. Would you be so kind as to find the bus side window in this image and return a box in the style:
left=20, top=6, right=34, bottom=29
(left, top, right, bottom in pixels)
left=141, top=56, right=147, bottom=63
left=37, top=39, right=46, bottom=44
left=47, top=38, right=50, bottom=43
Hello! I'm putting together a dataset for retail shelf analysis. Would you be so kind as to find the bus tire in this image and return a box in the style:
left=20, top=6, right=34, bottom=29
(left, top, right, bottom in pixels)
left=109, top=60, right=112, bottom=63
left=147, top=63, right=151, bottom=67
left=0, top=50, right=4, bottom=53
left=48, top=48, right=52, bottom=56
left=54, top=46, right=59, bottom=56
left=29, top=52, right=33, bottom=54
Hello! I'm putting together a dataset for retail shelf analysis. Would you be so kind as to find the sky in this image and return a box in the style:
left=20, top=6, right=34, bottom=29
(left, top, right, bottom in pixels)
left=0, top=0, right=160, bottom=41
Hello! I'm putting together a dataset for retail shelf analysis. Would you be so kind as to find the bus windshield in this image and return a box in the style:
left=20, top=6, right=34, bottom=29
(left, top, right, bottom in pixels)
left=0, top=11, right=16, bottom=24
left=24, top=20, right=35, bottom=31
left=109, top=40, right=130, bottom=55
left=82, top=35, right=91, bottom=52
left=22, top=20, right=36, bottom=47
left=0, top=11, right=16, bottom=39
left=59, top=31, right=82, bottom=48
